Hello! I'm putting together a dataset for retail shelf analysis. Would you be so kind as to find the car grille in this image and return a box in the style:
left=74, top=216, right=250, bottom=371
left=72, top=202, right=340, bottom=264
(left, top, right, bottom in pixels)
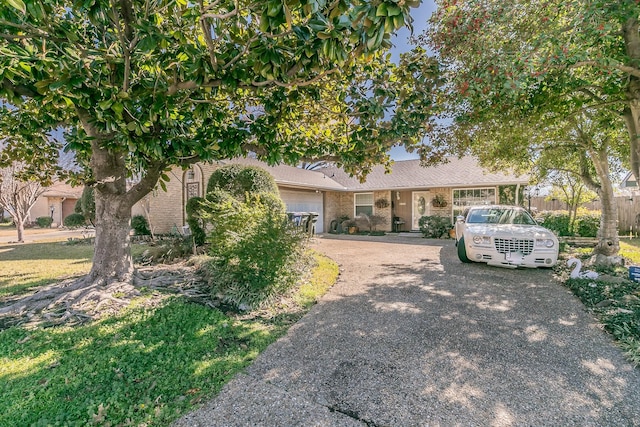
left=494, top=238, right=534, bottom=256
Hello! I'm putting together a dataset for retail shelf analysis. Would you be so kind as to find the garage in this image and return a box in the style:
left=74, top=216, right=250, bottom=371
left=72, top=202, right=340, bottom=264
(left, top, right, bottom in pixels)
left=279, top=189, right=324, bottom=233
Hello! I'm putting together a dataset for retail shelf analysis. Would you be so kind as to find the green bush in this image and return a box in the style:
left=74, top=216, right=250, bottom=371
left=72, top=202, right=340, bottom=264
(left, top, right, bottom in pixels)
left=36, top=216, right=53, bottom=228
left=206, top=164, right=279, bottom=199
left=201, top=190, right=307, bottom=310
left=418, top=215, right=451, bottom=238
left=80, top=187, right=96, bottom=225
left=538, top=211, right=571, bottom=236
left=185, top=196, right=206, bottom=246
left=537, top=209, right=600, bottom=237
left=63, top=213, right=85, bottom=228
left=574, top=211, right=600, bottom=237
left=131, top=215, right=151, bottom=235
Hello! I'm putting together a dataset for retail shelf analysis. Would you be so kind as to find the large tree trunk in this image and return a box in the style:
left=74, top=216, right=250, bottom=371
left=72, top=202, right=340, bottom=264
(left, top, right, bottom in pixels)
left=78, top=108, right=165, bottom=285
left=623, top=18, right=640, bottom=183
left=589, top=149, right=619, bottom=256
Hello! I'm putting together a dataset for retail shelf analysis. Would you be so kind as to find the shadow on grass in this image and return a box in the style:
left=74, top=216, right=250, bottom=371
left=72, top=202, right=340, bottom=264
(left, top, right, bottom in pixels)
left=0, top=298, right=280, bottom=426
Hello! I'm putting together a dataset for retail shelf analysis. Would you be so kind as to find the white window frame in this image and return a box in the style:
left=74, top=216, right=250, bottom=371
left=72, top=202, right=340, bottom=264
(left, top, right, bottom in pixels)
left=452, top=187, right=496, bottom=218
left=354, top=192, right=374, bottom=217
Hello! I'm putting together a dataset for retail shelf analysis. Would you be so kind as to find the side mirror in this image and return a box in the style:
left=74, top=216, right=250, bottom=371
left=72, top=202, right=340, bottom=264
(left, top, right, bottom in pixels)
left=456, top=215, right=465, bottom=223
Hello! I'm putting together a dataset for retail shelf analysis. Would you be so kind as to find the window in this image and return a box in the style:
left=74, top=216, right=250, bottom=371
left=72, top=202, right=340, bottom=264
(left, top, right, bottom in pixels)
left=452, top=188, right=496, bottom=219
left=354, top=193, right=374, bottom=216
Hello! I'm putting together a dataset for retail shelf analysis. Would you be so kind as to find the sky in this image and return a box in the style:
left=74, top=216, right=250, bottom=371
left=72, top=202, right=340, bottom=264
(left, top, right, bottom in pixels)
left=388, top=0, right=437, bottom=161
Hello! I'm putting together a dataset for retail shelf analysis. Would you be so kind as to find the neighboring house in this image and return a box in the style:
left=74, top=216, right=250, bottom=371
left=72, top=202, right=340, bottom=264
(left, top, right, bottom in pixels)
left=30, top=182, right=83, bottom=227
left=621, top=171, right=639, bottom=194
left=141, top=156, right=528, bottom=234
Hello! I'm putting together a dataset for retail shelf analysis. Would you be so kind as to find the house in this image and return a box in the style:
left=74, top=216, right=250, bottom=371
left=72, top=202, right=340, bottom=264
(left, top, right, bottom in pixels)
left=30, top=182, right=83, bottom=227
left=140, top=156, right=528, bottom=234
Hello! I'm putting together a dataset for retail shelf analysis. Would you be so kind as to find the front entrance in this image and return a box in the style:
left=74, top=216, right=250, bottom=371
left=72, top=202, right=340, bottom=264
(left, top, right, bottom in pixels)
left=412, top=191, right=431, bottom=230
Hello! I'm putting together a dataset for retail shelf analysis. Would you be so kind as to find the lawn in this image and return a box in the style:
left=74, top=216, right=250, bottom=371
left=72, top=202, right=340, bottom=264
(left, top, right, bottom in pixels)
left=0, top=239, right=339, bottom=426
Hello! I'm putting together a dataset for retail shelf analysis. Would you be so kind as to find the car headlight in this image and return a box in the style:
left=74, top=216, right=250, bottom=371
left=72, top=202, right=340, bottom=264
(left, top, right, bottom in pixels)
left=536, top=238, right=555, bottom=248
left=472, top=235, right=491, bottom=245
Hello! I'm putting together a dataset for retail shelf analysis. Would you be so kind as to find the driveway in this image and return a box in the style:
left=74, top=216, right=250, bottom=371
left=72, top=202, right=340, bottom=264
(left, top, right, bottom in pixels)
left=175, top=234, right=640, bottom=426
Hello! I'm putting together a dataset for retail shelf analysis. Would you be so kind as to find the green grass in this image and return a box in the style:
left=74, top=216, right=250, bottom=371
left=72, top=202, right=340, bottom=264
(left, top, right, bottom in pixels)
left=0, top=241, right=147, bottom=299
left=561, top=238, right=640, bottom=367
left=0, top=246, right=338, bottom=426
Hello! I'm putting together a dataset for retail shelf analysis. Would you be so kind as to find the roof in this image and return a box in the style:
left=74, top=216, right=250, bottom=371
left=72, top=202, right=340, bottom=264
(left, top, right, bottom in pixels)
left=321, top=156, right=528, bottom=191
left=41, top=182, right=83, bottom=198
left=220, top=158, right=346, bottom=191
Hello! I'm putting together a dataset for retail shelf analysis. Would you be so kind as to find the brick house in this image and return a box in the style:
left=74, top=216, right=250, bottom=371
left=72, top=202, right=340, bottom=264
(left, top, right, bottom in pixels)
left=139, top=156, right=528, bottom=234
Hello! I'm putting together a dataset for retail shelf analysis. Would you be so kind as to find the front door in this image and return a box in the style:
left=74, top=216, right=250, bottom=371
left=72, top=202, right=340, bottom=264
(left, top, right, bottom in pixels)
left=412, top=191, right=430, bottom=230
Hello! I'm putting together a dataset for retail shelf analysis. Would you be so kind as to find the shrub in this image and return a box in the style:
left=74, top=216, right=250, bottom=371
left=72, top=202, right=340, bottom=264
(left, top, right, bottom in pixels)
left=419, top=215, right=451, bottom=238
left=131, top=215, right=151, bottom=235
left=574, top=210, right=600, bottom=237
left=185, top=196, right=206, bottom=246
left=538, top=211, right=571, bottom=236
left=355, top=214, right=387, bottom=232
left=537, top=209, right=600, bottom=237
left=206, top=164, right=279, bottom=199
left=36, top=216, right=53, bottom=228
left=80, top=187, right=96, bottom=225
left=201, top=190, right=307, bottom=310
left=63, top=213, right=86, bottom=228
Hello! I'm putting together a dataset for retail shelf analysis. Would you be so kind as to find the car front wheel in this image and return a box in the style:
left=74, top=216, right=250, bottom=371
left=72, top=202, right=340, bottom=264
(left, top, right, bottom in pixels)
left=457, top=236, right=472, bottom=263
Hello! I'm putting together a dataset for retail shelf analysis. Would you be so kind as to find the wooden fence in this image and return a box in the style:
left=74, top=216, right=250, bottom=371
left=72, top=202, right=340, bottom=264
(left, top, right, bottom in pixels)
left=528, top=196, right=640, bottom=236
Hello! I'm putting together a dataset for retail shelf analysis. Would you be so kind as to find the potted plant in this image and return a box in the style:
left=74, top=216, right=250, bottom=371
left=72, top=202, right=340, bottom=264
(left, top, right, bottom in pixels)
left=342, top=218, right=358, bottom=234
left=432, top=194, right=448, bottom=208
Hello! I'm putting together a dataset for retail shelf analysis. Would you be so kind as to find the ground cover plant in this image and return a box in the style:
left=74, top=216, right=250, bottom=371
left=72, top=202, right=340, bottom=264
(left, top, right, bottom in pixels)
left=0, top=235, right=338, bottom=426
left=560, top=239, right=640, bottom=367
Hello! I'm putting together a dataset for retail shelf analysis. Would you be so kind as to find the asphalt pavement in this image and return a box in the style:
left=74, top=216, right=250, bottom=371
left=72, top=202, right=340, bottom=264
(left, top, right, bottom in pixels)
left=174, top=234, right=640, bottom=426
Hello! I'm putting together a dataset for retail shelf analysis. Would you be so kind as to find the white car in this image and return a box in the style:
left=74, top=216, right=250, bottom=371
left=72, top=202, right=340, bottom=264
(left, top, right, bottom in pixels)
left=454, top=205, right=559, bottom=268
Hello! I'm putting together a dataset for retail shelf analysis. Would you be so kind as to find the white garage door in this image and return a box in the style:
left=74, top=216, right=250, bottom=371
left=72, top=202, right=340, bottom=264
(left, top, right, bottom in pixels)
left=279, top=189, right=324, bottom=233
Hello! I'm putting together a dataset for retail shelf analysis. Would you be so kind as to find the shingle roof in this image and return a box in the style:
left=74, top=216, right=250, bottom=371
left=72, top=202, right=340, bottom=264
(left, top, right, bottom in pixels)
left=221, top=158, right=346, bottom=191
left=42, top=182, right=84, bottom=198
left=322, top=156, right=528, bottom=191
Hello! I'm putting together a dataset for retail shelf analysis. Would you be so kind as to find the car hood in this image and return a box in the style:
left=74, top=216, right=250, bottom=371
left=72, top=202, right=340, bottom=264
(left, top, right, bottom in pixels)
left=464, top=224, right=556, bottom=239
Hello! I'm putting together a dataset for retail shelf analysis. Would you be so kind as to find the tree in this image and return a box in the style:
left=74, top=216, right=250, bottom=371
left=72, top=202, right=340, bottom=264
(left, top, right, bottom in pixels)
left=0, top=162, right=46, bottom=242
left=0, top=0, right=435, bottom=288
left=546, top=173, right=598, bottom=235
left=422, top=0, right=634, bottom=257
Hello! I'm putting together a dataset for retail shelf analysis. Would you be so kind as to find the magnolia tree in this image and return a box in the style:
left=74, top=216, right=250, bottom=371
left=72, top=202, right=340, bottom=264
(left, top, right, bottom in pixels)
left=422, top=0, right=635, bottom=256
left=0, top=0, right=436, bottom=289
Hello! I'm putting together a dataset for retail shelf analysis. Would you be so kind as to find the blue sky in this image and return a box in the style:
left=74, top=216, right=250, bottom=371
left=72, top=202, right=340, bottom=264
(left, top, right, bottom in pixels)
left=388, top=0, right=437, bottom=161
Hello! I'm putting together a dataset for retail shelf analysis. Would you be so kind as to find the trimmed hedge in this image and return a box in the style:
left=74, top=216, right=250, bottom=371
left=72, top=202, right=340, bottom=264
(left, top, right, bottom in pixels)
left=63, top=213, right=86, bottom=228
left=131, top=215, right=151, bottom=235
left=419, top=215, right=452, bottom=238
left=206, top=164, right=279, bottom=199
left=36, top=216, right=53, bottom=228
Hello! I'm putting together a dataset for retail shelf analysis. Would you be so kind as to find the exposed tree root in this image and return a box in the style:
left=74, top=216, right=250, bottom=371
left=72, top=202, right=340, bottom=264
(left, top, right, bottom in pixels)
left=0, top=262, right=212, bottom=330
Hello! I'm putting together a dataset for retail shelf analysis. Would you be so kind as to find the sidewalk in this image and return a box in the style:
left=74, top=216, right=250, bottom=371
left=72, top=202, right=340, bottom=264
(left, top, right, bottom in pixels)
left=174, top=236, right=640, bottom=426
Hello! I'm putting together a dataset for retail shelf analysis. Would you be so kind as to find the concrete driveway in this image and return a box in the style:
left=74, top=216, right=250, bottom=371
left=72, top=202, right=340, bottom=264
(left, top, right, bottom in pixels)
left=175, top=234, right=640, bottom=426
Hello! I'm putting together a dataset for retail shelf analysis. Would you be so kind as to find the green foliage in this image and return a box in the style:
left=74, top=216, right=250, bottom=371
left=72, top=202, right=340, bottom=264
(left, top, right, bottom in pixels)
left=63, top=213, right=85, bottom=228
left=574, top=211, right=601, bottom=238
left=206, top=164, right=279, bottom=199
left=79, top=187, right=95, bottom=226
left=201, top=190, right=307, bottom=310
left=0, top=0, right=435, bottom=278
left=35, top=216, right=53, bottom=228
left=185, top=196, right=206, bottom=246
left=538, top=211, right=572, bottom=237
left=538, top=209, right=601, bottom=237
left=418, top=215, right=452, bottom=238
left=73, top=199, right=82, bottom=214
left=131, top=215, right=150, bottom=236
left=498, top=185, right=525, bottom=205
left=0, top=300, right=277, bottom=426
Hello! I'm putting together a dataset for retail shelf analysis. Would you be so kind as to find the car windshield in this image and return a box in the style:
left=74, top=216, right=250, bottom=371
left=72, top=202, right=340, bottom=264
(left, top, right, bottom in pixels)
left=466, top=207, right=536, bottom=225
